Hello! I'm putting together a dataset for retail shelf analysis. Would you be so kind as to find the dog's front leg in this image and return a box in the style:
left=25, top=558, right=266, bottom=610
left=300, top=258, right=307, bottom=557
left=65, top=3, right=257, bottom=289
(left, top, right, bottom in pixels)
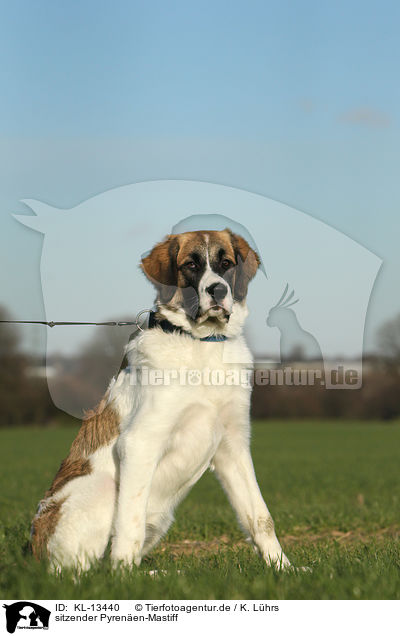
left=213, top=435, right=290, bottom=569
left=111, top=406, right=171, bottom=568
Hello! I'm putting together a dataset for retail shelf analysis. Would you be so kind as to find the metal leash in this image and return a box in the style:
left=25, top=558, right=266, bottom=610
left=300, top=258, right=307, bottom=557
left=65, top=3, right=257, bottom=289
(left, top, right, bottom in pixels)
left=0, top=309, right=152, bottom=331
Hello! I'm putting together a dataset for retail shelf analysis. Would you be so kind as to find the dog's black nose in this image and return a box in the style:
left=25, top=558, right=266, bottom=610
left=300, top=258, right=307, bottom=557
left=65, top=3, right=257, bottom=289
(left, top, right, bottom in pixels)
left=206, top=282, right=228, bottom=303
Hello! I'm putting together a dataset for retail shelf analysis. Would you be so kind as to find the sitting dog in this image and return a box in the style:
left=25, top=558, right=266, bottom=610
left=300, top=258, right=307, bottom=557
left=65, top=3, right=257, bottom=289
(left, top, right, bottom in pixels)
left=31, top=228, right=290, bottom=570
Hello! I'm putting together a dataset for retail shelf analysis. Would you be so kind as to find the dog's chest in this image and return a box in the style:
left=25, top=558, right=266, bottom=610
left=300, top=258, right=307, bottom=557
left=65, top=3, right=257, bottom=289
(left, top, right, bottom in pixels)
left=112, top=329, right=252, bottom=427
left=135, top=329, right=252, bottom=370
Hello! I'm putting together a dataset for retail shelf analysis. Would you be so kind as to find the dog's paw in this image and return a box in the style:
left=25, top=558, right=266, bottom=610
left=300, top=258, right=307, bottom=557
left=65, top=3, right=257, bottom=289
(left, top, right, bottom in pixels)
left=281, top=564, right=313, bottom=574
left=264, top=554, right=312, bottom=574
left=264, top=551, right=292, bottom=570
left=111, top=538, right=142, bottom=569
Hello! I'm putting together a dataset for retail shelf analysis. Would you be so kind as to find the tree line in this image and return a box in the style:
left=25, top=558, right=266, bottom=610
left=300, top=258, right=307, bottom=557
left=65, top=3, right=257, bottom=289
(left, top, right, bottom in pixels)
left=0, top=305, right=399, bottom=425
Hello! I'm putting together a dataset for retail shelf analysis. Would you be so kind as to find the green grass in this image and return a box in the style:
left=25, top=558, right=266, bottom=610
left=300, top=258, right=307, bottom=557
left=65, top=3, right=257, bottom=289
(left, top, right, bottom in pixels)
left=1, top=420, right=400, bottom=599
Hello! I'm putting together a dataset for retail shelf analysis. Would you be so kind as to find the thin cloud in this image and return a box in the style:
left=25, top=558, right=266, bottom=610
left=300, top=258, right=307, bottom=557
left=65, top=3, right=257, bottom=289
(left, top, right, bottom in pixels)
left=299, top=98, right=315, bottom=114
left=338, top=107, right=391, bottom=128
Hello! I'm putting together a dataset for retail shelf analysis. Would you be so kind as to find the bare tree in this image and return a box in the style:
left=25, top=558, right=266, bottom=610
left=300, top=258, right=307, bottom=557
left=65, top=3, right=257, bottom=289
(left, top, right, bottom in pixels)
left=0, top=306, right=28, bottom=425
left=376, top=313, right=400, bottom=364
left=0, top=305, right=58, bottom=426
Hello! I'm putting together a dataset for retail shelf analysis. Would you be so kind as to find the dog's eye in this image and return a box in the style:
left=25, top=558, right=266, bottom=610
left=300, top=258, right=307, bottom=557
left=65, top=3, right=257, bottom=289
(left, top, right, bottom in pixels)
left=221, top=259, right=233, bottom=270
left=185, top=261, right=198, bottom=271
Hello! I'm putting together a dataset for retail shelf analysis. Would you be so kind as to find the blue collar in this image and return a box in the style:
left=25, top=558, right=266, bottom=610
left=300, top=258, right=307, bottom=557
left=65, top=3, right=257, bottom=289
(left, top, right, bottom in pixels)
left=148, top=311, right=228, bottom=342
left=199, top=333, right=228, bottom=342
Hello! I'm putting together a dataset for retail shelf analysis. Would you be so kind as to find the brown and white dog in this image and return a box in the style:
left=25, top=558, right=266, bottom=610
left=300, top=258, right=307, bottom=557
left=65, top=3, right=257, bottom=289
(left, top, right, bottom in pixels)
left=31, top=228, right=290, bottom=571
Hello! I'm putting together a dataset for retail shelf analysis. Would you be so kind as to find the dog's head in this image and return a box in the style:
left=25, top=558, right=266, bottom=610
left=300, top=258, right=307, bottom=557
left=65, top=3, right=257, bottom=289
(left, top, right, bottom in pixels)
left=141, top=229, right=260, bottom=327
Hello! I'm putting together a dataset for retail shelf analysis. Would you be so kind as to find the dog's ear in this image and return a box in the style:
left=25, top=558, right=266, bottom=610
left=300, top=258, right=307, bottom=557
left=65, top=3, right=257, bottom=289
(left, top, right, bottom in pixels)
left=141, top=235, right=179, bottom=302
left=227, top=230, right=260, bottom=301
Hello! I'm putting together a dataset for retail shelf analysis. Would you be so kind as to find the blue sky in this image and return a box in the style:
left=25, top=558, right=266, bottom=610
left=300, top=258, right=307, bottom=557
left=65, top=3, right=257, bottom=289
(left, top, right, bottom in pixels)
left=1, top=1, right=399, bottom=137
left=0, top=0, right=399, bottom=355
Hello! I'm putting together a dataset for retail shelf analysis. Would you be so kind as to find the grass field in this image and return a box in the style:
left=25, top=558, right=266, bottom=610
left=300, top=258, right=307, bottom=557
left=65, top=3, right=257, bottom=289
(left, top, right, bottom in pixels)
left=0, top=420, right=399, bottom=600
